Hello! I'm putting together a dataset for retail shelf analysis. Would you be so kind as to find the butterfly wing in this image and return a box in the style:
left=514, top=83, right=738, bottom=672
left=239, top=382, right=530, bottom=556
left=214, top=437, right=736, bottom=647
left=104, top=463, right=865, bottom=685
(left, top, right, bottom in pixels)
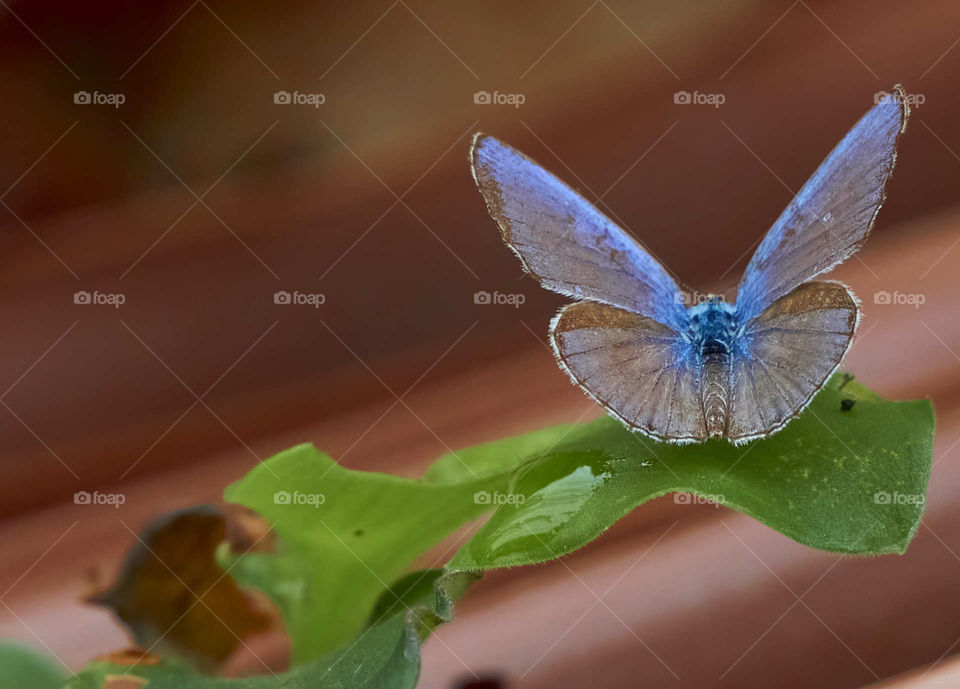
left=727, top=281, right=859, bottom=443
left=549, top=301, right=707, bottom=442
left=735, top=87, right=909, bottom=322
left=471, top=134, right=688, bottom=331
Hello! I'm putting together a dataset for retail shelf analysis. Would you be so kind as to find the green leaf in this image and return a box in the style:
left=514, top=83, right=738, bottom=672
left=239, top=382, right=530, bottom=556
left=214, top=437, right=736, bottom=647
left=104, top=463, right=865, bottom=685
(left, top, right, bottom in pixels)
left=223, top=376, right=932, bottom=667
left=450, top=375, right=934, bottom=570
left=365, top=569, right=479, bottom=643
left=63, top=375, right=931, bottom=689
left=222, top=444, right=504, bottom=662
left=0, top=642, right=64, bottom=689
left=364, top=569, right=444, bottom=631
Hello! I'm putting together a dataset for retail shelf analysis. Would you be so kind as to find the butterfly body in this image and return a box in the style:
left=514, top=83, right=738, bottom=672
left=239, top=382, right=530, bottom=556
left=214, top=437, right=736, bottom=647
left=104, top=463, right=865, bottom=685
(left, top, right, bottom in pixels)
left=684, top=299, right=738, bottom=438
left=471, top=87, right=909, bottom=445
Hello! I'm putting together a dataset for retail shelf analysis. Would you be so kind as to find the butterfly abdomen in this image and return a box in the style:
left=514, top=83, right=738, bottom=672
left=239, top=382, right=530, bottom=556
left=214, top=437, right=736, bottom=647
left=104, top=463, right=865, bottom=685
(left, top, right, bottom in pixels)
left=701, top=344, right=731, bottom=438
left=686, top=300, right=736, bottom=439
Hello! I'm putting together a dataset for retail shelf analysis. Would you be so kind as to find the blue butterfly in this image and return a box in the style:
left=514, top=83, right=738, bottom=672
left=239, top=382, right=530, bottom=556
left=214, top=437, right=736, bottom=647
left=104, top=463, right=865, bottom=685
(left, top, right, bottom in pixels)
left=470, top=86, right=910, bottom=445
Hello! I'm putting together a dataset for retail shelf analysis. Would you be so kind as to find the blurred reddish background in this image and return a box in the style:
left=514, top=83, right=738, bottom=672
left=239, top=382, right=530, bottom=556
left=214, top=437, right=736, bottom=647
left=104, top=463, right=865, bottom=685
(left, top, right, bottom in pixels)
left=1, top=1, right=960, bottom=688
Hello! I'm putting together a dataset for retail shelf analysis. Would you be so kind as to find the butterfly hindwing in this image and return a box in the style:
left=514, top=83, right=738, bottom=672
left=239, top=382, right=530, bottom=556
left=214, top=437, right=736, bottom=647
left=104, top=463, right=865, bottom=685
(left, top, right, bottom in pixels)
left=471, top=134, right=689, bottom=332
left=736, top=87, right=909, bottom=322
left=549, top=301, right=707, bottom=442
left=727, top=281, right=859, bottom=443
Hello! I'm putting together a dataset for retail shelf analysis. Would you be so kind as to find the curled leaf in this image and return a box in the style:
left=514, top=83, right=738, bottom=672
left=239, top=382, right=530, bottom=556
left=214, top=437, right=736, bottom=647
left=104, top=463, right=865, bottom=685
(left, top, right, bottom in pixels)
left=90, top=506, right=273, bottom=668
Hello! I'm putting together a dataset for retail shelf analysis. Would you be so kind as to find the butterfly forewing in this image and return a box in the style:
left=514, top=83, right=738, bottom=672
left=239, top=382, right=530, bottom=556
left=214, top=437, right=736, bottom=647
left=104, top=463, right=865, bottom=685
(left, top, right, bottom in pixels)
left=550, top=301, right=707, bottom=442
left=471, top=134, right=688, bottom=332
left=727, top=281, right=859, bottom=443
left=735, top=89, right=908, bottom=322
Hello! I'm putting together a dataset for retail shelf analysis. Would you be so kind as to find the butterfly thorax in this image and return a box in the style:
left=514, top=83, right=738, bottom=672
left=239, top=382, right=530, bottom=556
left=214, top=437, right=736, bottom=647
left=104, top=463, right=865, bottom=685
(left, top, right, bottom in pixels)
left=684, top=299, right=739, bottom=439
